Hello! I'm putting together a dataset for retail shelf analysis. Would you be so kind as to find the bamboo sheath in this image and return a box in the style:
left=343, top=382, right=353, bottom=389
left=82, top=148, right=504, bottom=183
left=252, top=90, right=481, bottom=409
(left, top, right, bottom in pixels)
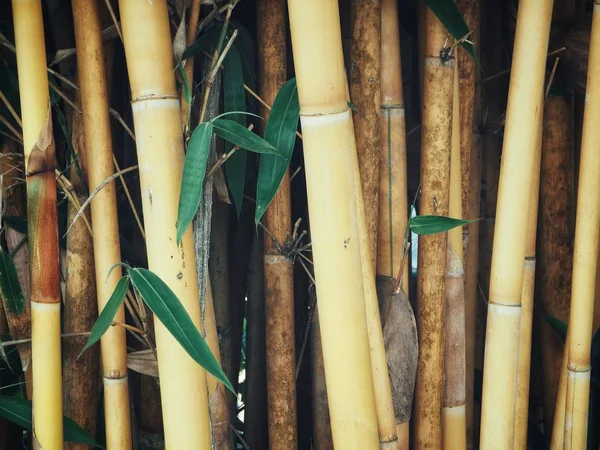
left=442, top=69, right=466, bottom=450
left=287, top=0, right=379, bottom=447
left=513, top=100, right=543, bottom=450
left=346, top=77, right=399, bottom=450
left=478, top=0, right=552, bottom=447
left=258, top=1, right=298, bottom=448
left=414, top=7, right=454, bottom=449
left=118, top=1, right=211, bottom=448
left=378, top=0, right=408, bottom=290
left=563, top=4, right=600, bottom=447
left=12, top=0, right=63, bottom=448
left=350, top=0, right=381, bottom=269
left=70, top=1, right=133, bottom=447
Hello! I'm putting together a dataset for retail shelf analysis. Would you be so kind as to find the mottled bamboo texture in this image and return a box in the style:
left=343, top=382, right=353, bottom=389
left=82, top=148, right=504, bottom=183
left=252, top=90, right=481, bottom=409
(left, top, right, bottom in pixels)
left=71, top=0, right=132, bottom=446
left=258, top=1, right=298, bottom=448
left=287, top=0, right=379, bottom=447
left=479, top=0, right=553, bottom=447
left=12, top=0, right=64, bottom=447
left=63, top=110, right=100, bottom=450
left=119, top=0, right=211, bottom=447
left=414, top=7, right=454, bottom=449
left=537, top=94, right=574, bottom=438
left=350, top=0, right=381, bottom=268
left=563, top=5, right=600, bottom=447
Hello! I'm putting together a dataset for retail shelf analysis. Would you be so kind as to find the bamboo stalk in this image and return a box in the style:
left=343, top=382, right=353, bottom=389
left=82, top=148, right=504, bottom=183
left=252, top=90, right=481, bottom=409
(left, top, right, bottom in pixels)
left=287, top=0, right=379, bottom=447
left=378, top=0, right=408, bottom=289
left=442, top=68, right=466, bottom=450
left=118, top=0, right=211, bottom=447
left=513, top=98, right=543, bottom=450
left=71, top=1, right=133, bottom=446
left=63, top=106, right=100, bottom=450
left=413, top=7, right=454, bottom=449
left=180, top=0, right=202, bottom=134
left=258, top=0, right=298, bottom=448
left=538, top=93, right=575, bottom=440
left=563, top=4, right=600, bottom=447
left=347, top=77, right=400, bottom=450
left=478, top=0, right=553, bottom=446
left=0, top=141, right=31, bottom=377
left=12, top=1, right=63, bottom=447
left=350, top=0, right=381, bottom=269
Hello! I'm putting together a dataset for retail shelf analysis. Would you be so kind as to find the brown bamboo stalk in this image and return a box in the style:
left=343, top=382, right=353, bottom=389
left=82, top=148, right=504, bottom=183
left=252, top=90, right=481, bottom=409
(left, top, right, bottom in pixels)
left=478, top=0, right=553, bottom=446
left=563, top=5, right=600, bottom=446
left=62, top=107, right=100, bottom=450
left=12, top=0, right=63, bottom=447
left=350, top=0, right=381, bottom=269
left=287, top=0, right=379, bottom=446
left=71, top=1, right=133, bottom=446
left=414, top=7, right=454, bottom=449
left=537, top=93, right=575, bottom=440
left=180, top=0, right=203, bottom=134
left=119, top=0, right=212, bottom=446
left=0, top=141, right=31, bottom=378
left=442, top=69, right=466, bottom=450
left=258, top=0, right=298, bottom=448
left=513, top=98, right=543, bottom=450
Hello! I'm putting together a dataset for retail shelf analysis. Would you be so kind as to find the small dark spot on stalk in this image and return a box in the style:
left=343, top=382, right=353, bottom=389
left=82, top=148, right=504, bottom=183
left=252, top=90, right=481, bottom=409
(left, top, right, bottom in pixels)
left=177, top=272, right=183, bottom=280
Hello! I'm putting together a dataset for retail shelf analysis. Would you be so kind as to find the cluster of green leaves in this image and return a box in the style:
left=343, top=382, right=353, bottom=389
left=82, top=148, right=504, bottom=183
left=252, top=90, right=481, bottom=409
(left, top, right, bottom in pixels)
left=81, top=264, right=234, bottom=394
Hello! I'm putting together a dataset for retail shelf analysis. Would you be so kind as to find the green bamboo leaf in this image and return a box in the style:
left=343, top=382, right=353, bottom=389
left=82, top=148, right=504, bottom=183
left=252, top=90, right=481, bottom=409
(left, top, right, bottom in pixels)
left=545, top=316, right=567, bottom=344
left=223, top=45, right=247, bottom=217
left=255, top=78, right=300, bottom=225
left=181, top=26, right=220, bottom=60
left=0, top=396, right=104, bottom=448
left=80, top=276, right=130, bottom=357
left=2, top=216, right=28, bottom=234
left=408, top=215, right=477, bottom=235
left=176, top=121, right=213, bottom=244
left=128, top=268, right=235, bottom=394
left=427, top=0, right=480, bottom=67
left=0, top=249, right=25, bottom=315
left=212, top=119, right=281, bottom=155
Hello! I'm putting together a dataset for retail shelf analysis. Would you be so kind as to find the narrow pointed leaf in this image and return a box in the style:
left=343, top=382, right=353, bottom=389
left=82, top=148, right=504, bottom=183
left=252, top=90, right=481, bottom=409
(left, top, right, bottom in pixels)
left=212, top=119, right=281, bottom=155
left=177, top=121, right=213, bottom=244
left=128, top=268, right=235, bottom=394
left=80, top=276, right=129, bottom=356
left=545, top=316, right=567, bottom=344
left=409, top=215, right=478, bottom=235
left=0, top=249, right=25, bottom=315
left=427, top=0, right=480, bottom=67
left=255, top=78, right=300, bottom=225
left=0, top=396, right=104, bottom=448
left=223, top=45, right=247, bottom=217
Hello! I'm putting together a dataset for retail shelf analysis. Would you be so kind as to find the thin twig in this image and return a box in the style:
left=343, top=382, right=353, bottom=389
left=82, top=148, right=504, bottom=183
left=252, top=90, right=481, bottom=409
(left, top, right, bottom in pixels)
left=65, top=165, right=139, bottom=236
left=112, top=155, right=145, bottom=238
left=47, top=67, right=79, bottom=91
left=0, top=131, right=22, bottom=145
left=109, top=108, right=136, bottom=141
left=55, top=169, right=93, bottom=235
left=230, top=425, right=250, bottom=450
left=103, top=0, right=123, bottom=42
left=114, top=321, right=146, bottom=336
left=0, top=116, right=23, bottom=143
left=49, top=81, right=82, bottom=114
left=0, top=91, right=22, bottom=127
left=206, top=124, right=254, bottom=177
left=0, top=331, right=91, bottom=347
left=295, top=288, right=317, bottom=380
left=289, top=166, right=302, bottom=182
left=545, top=57, right=560, bottom=99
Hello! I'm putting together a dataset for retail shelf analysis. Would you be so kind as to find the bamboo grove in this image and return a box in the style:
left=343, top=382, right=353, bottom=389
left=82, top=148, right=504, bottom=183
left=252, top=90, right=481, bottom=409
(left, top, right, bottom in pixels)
left=1, top=0, right=600, bottom=449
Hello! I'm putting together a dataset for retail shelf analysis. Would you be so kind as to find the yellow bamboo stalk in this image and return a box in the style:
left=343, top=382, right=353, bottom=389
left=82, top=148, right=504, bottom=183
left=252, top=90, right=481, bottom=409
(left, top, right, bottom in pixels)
left=12, top=1, right=63, bottom=448
left=346, top=78, right=400, bottom=450
left=350, top=0, right=380, bottom=269
left=287, top=1, right=379, bottom=447
left=258, top=0, right=298, bottom=448
left=563, top=4, right=600, bottom=447
left=70, top=1, right=133, bottom=447
left=118, top=0, right=211, bottom=447
left=414, top=7, right=454, bottom=449
left=378, top=0, right=408, bottom=289
left=513, top=98, right=543, bottom=450
left=442, top=68, right=466, bottom=450
left=478, top=0, right=553, bottom=447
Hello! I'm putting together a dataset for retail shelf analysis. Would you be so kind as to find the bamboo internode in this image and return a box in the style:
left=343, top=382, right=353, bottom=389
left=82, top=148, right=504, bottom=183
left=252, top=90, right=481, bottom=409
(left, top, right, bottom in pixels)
left=119, top=0, right=211, bottom=447
left=479, top=0, right=553, bottom=447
